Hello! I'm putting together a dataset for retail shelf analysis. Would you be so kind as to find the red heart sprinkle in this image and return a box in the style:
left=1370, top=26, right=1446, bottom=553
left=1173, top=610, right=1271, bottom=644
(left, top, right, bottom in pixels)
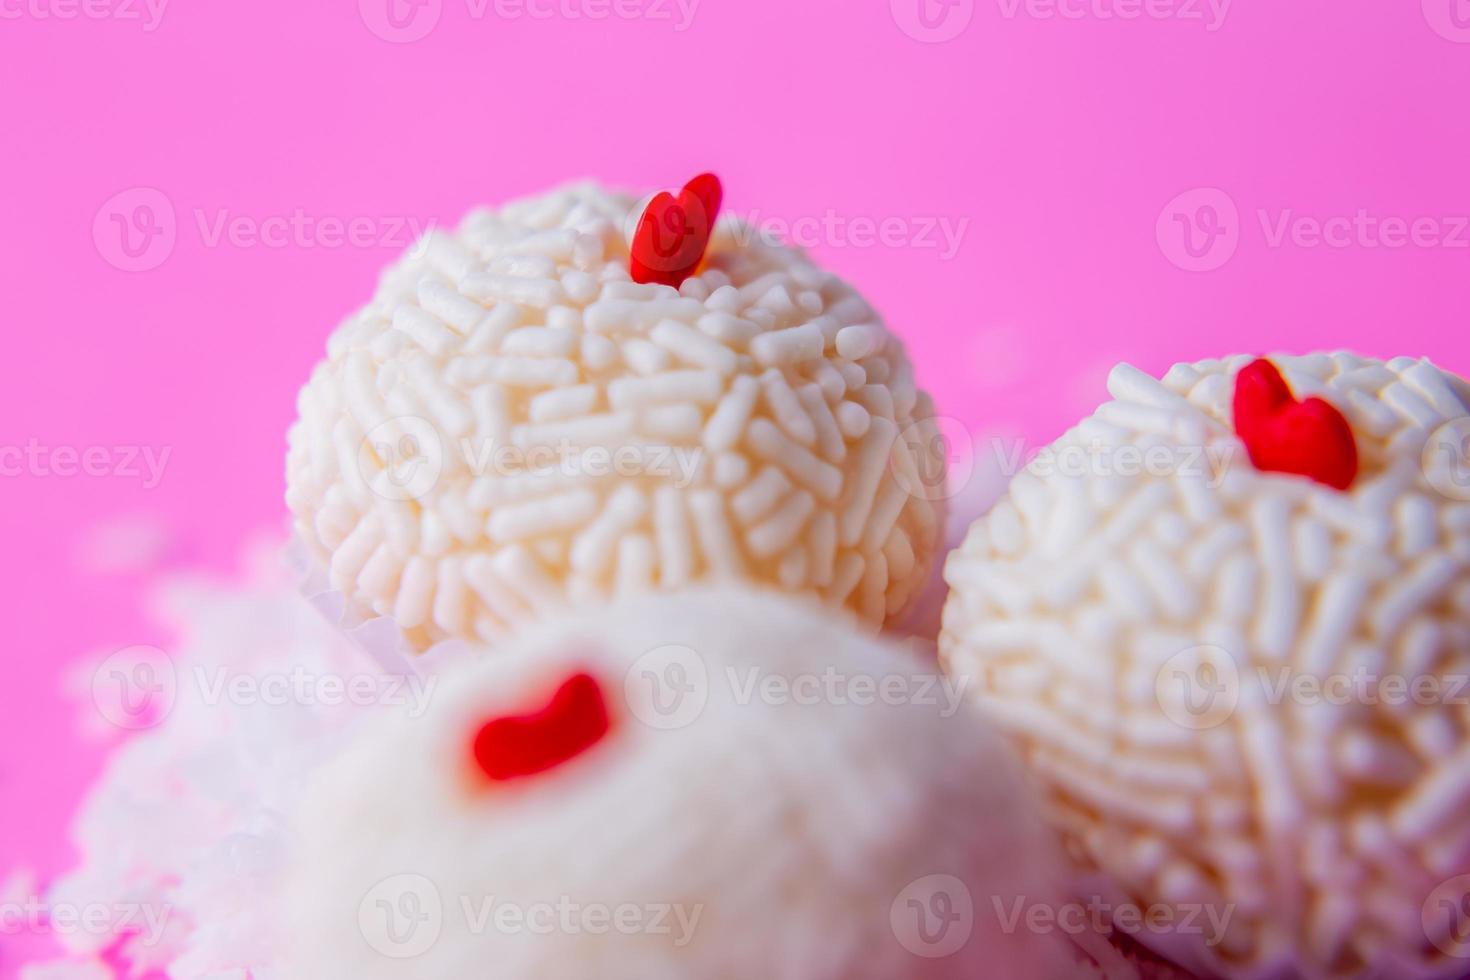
left=471, top=672, right=612, bottom=782
left=630, top=173, right=723, bottom=288
left=1232, top=358, right=1358, bottom=490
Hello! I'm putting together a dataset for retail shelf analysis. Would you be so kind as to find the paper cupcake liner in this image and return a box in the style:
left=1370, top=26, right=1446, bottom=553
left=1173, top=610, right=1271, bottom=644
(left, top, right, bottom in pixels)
left=286, top=535, right=480, bottom=679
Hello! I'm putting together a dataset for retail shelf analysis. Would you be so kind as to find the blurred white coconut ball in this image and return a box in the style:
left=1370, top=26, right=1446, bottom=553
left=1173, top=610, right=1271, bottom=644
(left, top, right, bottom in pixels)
left=284, top=588, right=1067, bottom=979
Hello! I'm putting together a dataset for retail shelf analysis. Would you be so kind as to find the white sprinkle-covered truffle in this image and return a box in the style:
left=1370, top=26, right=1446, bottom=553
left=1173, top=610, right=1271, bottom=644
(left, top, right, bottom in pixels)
left=941, top=352, right=1470, bottom=978
left=286, top=182, right=945, bottom=649
left=283, top=588, right=1066, bottom=980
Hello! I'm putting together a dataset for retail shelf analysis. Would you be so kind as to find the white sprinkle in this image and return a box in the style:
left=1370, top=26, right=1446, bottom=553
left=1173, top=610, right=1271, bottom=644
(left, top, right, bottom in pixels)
left=404, top=359, right=472, bottom=437
left=512, top=412, right=635, bottom=450
left=529, top=384, right=599, bottom=423
left=392, top=306, right=456, bottom=357
left=689, top=490, right=745, bottom=576
left=329, top=513, right=382, bottom=590
left=1382, top=381, right=1440, bottom=429
left=705, top=285, right=741, bottom=312
left=1396, top=494, right=1439, bottom=558
left=615, top=534, right=656, bottom=595
left=750, top=323, right=824, bottom=368
left=463, top=301, right=522, bottom=354
left=570, top=486, right=648, bottom=578
left=825, top=552, right=865, bottom=605
left=761, top=369, right=818, bottom=447
left=702, top=375, right=760, bottom=452
left=464, top=554, right=531, bottom=628
left=651, top=319, right=738, bottom=374
left=640, top=403, right=704, bottom=440
left=711, top=452, right=750, bottom=488
left=654, top=486, right=694, bottom=586
left=622, top=338, right=673, bottom=375
left=747, top=418, right=844, bottom=503
left=810, top=362, right=847, bottom=403
left=486, top=488, right=599, bottom=542
left=453, top=356, right=579, bottom=388
left=491, top=545, right=562, bottom=612
left=608, top=370, right=724, bottom=410
left=835, top=323, right=885, bottom=361
left=697, top=312, right=760, bottom=350
left=797, top=383, right=846, bottom=463
left=357, top=543, right=402, bottom=600
left=585, top=298, right=705, bottom=333
left=777, top=547, right=809, bottom=590
left=460, top=273, right=566, bottom=309
left=748, top=490, right=816, bottom=559
left=393, top=555, right=434, bottom=629
left=416, top=282, right=485, bottom=334
left=732, top=465, right=794, bottom=525
left=836, top=401, right=871, bottom=439
left=581, top=334, right=620, bottom=371
left=469, top=383, right=511, bottom=448
left=860, top=479, right=909, bottom=555
left=1250, top=495, right=1299, bottom=660
left=502, top=326, right=577, bottom=358
left=431, top=555, right=468, bottom=636
left=809, top=509, right=837, bottom=587
left=840, top=416, right=898, bottom=545
left=560, top=269, right=600, bottom=305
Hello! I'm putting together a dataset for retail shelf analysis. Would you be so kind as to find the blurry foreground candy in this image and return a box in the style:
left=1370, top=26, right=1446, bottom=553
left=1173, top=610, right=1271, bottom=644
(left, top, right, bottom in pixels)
left=284, top=588, right=1067, bottom=979
left=941, top=352, right=1470, bottom=977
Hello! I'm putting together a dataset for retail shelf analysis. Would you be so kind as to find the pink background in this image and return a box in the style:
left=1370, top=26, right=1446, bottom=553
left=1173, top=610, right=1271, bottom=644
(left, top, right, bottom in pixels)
left=2, top=0, right=1468, bottom=964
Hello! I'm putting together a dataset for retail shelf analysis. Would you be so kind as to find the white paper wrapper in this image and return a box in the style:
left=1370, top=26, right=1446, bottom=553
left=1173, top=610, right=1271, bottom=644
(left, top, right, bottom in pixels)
left=287, top=534, right=482, bottom=679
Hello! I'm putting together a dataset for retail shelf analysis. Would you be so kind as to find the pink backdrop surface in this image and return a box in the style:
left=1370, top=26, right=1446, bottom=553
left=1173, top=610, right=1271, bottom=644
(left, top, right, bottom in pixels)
left=2, top=0, right=1469, bottom=964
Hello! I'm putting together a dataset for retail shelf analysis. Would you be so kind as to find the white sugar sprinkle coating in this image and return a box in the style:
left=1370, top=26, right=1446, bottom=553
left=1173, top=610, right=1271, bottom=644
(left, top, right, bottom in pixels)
left=941, top=352, right=1470, bottom=980
left=283, top=589, right=1067, bottom=980
left=286, top=183, right=944, bottom=649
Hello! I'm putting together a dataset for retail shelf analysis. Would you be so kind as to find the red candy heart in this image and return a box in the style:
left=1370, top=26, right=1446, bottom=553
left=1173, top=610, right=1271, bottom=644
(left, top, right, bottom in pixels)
left=630, top=173, right=722, bottom=288
left=471, top=672, right=612, bottom=782
left=1232, top=358, right=1358, bottom=490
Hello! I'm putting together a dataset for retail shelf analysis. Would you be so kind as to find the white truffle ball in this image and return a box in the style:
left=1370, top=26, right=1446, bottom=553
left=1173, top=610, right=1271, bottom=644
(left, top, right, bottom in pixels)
left=284, top=588, right=1065, bottom=979
left=941, top=353, right=1470, bottom=978
left=285, top=182, right=945, bottom=650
